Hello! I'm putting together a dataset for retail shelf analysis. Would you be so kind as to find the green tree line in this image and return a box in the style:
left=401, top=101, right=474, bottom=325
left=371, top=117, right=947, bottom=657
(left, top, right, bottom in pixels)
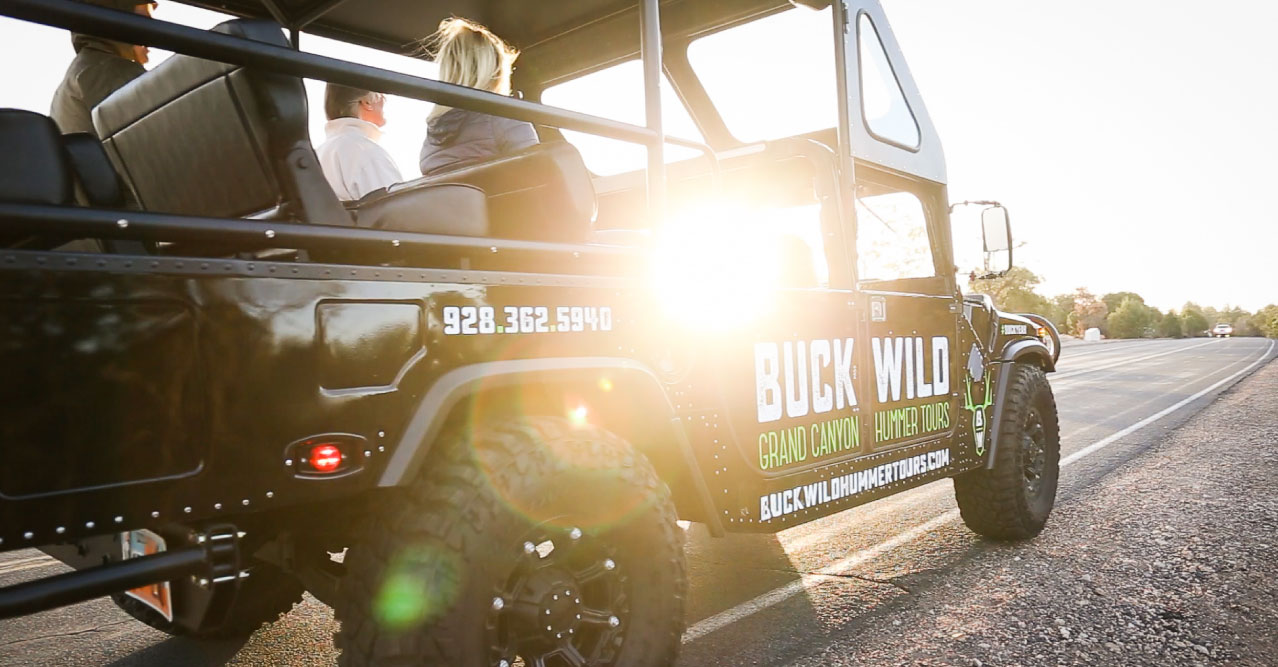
left=969, top=267, right=1278, bottom=339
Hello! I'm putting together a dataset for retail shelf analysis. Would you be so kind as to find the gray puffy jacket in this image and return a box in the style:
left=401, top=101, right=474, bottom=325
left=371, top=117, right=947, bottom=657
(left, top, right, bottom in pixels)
left=418, top=108, right=538, bottom=176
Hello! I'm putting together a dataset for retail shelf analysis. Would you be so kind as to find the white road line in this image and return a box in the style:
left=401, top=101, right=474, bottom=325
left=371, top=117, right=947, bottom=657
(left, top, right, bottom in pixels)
left=1058, top=340, right=1167, bottom=359
left=1052, top=339, right=1217, bottom=381
left=682, top=339, right=1274, bottom=644
left=1060, top=339, right=1273, bottom=466
left=684, top=510, right=958, bottom=643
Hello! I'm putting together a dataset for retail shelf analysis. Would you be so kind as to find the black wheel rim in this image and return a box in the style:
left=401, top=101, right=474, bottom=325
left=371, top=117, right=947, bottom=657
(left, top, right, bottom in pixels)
left=1022, top=408, right=1047, bottom=498
left=488, top=526, right=628, bottom=667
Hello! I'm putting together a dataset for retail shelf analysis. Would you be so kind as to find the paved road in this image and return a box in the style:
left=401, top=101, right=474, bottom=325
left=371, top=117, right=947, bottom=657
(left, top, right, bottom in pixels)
left=0, top=337, right=1273, bottom=666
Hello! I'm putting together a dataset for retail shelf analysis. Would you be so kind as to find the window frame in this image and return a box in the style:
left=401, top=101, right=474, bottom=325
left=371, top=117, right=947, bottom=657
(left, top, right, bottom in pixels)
left=854, top=11, right=922, bottom=152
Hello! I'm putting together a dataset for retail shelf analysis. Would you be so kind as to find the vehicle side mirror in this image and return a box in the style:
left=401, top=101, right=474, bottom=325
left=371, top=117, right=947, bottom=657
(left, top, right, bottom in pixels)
left=980, top=205, right=1012, bottom=276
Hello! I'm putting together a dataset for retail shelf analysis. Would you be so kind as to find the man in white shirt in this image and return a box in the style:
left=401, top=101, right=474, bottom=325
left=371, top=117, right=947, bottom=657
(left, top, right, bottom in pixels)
left=316, top=84, right=402, bottom=200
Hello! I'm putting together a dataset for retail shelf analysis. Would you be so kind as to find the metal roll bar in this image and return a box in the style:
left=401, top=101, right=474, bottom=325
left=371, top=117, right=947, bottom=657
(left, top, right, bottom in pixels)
left=1, top=0, right=670, bottom=219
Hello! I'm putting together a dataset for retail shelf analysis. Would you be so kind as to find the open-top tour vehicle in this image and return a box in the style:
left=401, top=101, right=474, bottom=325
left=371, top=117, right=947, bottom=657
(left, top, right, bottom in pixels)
left=0, top=0, right=1061, bottom=664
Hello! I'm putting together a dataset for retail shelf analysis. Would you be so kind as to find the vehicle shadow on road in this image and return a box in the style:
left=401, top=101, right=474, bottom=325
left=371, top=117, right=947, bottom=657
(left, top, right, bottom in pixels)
left=679, top=525, right=823, bottom=659
left=104, top=636, right=246, bottom=667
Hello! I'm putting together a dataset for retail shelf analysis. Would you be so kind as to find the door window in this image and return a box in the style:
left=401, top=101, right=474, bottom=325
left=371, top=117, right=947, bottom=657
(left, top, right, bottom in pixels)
left=855, top=190, right=934, bottom=282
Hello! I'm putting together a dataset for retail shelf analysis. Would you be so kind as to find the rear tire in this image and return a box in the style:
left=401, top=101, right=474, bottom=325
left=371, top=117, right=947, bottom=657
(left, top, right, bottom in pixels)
left=954, top=363, right=1060, bottom=540
left=111, top=561, right=304, bottom=638
left=335, top=416, right=686, bottom=667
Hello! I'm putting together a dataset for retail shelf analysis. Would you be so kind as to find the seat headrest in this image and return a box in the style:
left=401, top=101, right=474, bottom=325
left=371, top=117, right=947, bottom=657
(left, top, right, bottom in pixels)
left=408, top=142, right=596, bottom=243
left=62, top=133, right=125, bottom=207
left=0, top=109, right=72, bottom=205
left=92, top=19, right=341, bottom=223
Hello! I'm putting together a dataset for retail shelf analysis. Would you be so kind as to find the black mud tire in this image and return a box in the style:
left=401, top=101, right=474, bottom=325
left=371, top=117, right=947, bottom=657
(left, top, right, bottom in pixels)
left=335, top=416, right=687, bottom=667
left=954, top=362, right=1060, bottom=540
left=111, top=561, right=304, bottom=638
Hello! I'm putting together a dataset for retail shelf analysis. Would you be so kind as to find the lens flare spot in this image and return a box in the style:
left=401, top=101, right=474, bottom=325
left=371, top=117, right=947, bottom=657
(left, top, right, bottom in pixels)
left=598, top=377, right=614, bottom=392
left=373, top=545, right=461, bottom=631
left=568, top=404, right=589, bottom=426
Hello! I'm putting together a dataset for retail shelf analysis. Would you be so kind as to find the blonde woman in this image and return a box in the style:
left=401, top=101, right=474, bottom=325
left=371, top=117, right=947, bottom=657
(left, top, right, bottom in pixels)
left=419, top=17, right=539, bottom=176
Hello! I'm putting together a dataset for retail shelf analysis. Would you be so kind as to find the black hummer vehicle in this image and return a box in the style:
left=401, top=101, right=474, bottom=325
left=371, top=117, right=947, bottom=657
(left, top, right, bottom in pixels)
left=0, top=0, right=1061, bottom=664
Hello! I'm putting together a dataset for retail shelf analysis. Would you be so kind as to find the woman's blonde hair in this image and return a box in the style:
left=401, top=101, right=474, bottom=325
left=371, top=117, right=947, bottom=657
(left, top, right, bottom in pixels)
left=424, top=17, right=518, bottom=98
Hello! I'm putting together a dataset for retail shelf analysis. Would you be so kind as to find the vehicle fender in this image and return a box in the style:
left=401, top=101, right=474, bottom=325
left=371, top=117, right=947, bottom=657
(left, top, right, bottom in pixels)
left=984, top=339, right=1054, bottom=469
left=1001, top=338, right=1054, bottom=372
left=377, top=357, right=724, bottom=535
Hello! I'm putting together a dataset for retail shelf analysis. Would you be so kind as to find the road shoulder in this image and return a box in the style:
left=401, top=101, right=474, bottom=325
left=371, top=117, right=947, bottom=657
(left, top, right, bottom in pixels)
left=797, top=357, right=1278, bottom=666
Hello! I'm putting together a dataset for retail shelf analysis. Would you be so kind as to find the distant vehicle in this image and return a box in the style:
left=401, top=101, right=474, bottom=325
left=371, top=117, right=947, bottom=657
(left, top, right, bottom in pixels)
left=1212, top=323, right=1234, bottom=338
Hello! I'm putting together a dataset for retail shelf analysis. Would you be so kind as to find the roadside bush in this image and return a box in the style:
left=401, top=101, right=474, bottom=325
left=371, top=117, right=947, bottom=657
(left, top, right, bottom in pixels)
left=1158, top=311, right=1183, bottom=338
left=1181, top=308, right=1209, bottom=337
left=1256, top=304, right=1278, bottom=339
left=1107, top=297, right=1156, bottom=339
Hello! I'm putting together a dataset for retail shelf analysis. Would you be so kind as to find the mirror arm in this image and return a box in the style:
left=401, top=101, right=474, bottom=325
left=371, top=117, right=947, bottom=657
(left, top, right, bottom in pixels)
left=948, top=199, right=1001, bottom=213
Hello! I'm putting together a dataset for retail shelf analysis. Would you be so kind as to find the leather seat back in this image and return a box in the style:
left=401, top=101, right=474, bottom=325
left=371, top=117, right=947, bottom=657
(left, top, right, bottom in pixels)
left=62, top=133, right=126, bottom=207
left=93, top=19, right=348, bottom=226
left=0, top=109, right=73, bottom=206
left=402, top=142, right=596, bottom=243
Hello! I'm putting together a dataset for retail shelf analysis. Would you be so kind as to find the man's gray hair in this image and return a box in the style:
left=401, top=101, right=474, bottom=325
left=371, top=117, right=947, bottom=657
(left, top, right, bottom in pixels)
left=324, top=83, right=377, bottom=121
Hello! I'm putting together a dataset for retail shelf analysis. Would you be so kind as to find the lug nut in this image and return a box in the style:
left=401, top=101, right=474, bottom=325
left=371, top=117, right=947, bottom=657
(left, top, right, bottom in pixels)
left=491, top=597, right=505, bottom=611
left=569, top=527, right=582, bottom=540
left=603, top=558, right=616, bottom=571
left=609, top=615, right=620, bottom=628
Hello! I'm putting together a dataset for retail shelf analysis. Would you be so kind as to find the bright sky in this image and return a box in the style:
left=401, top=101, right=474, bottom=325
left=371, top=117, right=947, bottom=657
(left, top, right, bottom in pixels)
left=883, top=0, right=1278, bottom=312
left=1, top=1, right=1273, bottom=312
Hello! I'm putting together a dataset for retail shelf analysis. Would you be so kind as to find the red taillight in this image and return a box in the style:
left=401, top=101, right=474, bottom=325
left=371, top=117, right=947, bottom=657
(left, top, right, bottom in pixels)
left=309, top=444, right=343, bottom=473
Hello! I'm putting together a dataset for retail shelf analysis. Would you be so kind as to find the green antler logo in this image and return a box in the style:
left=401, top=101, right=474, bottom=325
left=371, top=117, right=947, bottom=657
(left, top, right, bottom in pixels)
left=961, top=339, right=991, bottom=454
left=964, top=373, right=994, bottom=456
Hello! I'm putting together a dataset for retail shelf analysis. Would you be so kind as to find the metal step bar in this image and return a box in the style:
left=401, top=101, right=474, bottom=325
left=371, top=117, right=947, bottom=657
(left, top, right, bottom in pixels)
left=0, top=547, right=205, bottom=619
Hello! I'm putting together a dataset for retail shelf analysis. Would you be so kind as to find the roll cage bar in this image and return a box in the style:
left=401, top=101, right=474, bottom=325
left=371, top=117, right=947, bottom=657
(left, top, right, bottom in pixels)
left=3, top=0, right=676, bottom=229
left=2, top=0, right=870, bottom=261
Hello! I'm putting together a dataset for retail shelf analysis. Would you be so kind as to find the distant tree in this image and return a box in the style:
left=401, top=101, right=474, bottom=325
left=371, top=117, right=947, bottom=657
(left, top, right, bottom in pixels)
left=969, top=266, right=1050, bottom=315
left=1235, top=316, right=1260, bottom=337
left=1047, top=293, right=1075, bottom=332
left=1069, top=288, right=1108, bottom=337
left=1102, top=291, right=1145, bottom=313
left=1157, top=310, right=1183, bottom=338
left=1181, top=307, right=1209, bottom=337
left=1107, top=297, right=1156, bottom=339
left=1255, top=304, right=1278, bottom=339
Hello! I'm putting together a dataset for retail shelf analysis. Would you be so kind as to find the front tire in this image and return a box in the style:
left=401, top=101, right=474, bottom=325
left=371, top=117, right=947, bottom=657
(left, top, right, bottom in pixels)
left=336, top=416, right=687, bottom=667
left=954, top=363, right=1060, bottom=540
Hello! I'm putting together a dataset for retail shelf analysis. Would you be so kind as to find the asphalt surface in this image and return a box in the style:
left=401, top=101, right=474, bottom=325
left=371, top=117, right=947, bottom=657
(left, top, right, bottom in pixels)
left=0, top=337, right=1273, bottom=666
